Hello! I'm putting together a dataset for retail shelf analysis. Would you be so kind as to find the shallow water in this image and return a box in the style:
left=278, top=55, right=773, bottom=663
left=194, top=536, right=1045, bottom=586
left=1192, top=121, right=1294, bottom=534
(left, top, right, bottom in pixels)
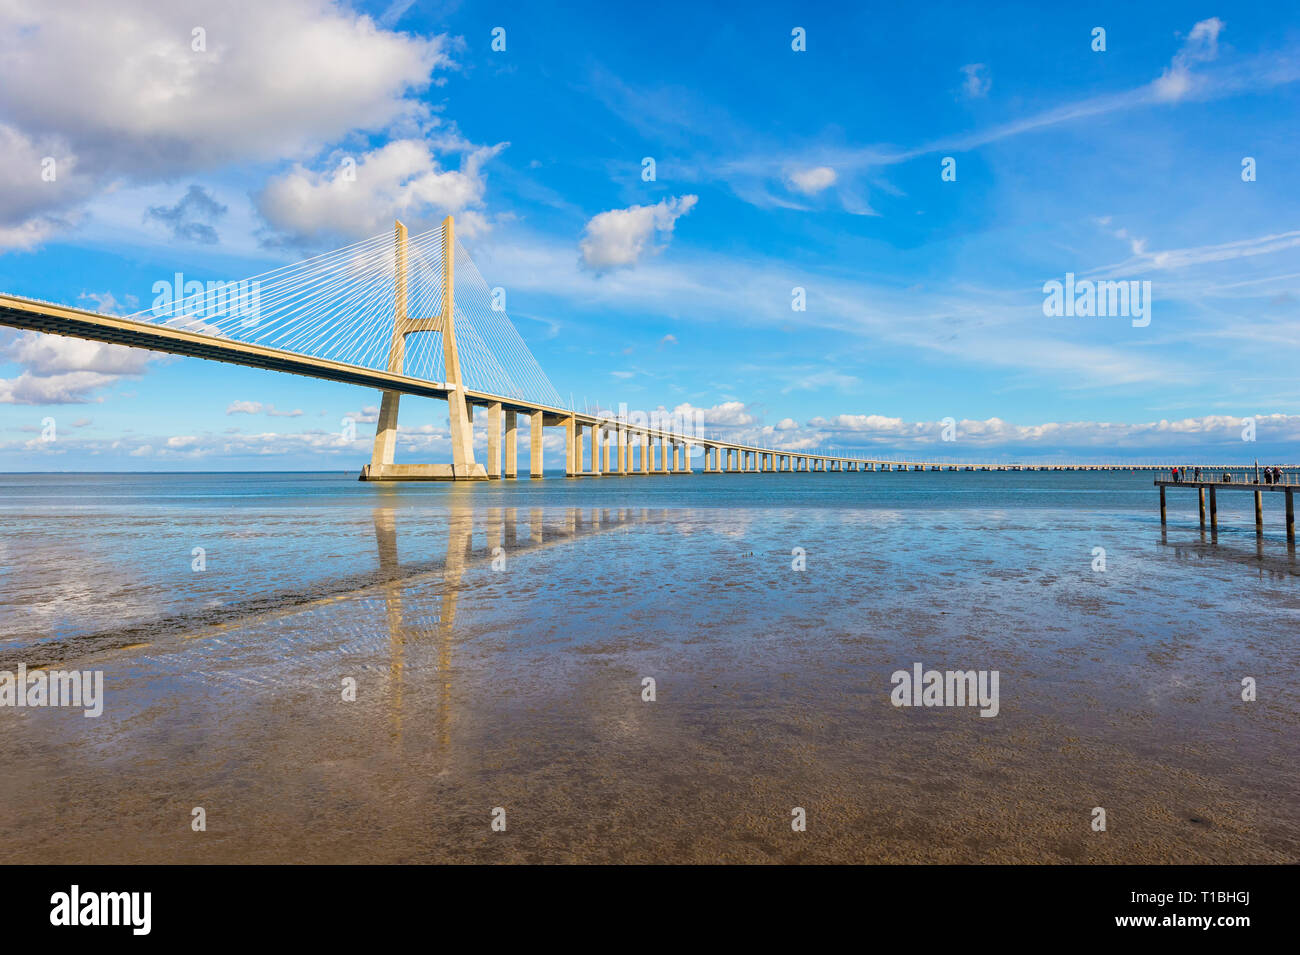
left=0, top=471, right=1297, bottom=863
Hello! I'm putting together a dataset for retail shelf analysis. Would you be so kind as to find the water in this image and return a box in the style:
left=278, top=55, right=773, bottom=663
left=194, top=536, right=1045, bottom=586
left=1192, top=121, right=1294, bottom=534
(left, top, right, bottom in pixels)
left=0, top=471, right=1297, bottom=862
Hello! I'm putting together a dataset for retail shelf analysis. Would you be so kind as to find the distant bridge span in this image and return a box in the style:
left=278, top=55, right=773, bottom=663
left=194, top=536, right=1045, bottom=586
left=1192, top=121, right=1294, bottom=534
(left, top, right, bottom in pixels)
left=0, top=217, right=1271, bottom=480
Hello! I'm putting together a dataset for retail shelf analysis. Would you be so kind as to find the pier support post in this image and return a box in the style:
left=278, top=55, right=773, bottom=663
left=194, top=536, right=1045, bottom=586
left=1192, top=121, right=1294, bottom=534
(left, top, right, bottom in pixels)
left=1255, top=490, right=1263, bottom=532
left=1209, top=486, right=1217, bottom=531
left=1198, top=487, right=1206, bottom=527
left=530, top=411, right=544, bottom=478
left=504, top=410, right=518, bottom=478
left=1160, top=485, right=1166, bottom=525
left=1288, top=488, right=1296, bottom=544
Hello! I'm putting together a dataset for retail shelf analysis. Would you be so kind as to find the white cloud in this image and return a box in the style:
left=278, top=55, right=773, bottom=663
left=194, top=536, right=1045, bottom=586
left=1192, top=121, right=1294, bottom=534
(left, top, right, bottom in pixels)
left=257, top=139, right=506, bottom=244
left=1153, top=17, right=1226, bottom=102
left=786, top=166, right=837, bottom=195
left=578, top=195, right=697, bottom=271
left=0, top=331, right=159, bottom=404
left=670, top=400, right=757, bottom=428
left=0, top=0, right=452, bottom=247
left=959, top=63, right=990, bottom=98
left=0, top=371, right=122, bottom=405
left=802, top=411, right=1299, bottom=453
left=226, top=400, right=303, bottom=417
left=77, top=291, right=138, bottom=315
left=6, top=332, right=154, bottom=376
left=1089, top=229, right=1300, bottom=278
left=346, top=406, right=380, bottom=424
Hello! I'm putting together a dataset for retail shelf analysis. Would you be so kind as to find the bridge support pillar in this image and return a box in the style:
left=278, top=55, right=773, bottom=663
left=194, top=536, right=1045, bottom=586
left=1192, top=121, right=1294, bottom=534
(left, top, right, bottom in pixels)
left=505, top=410, right=518, bottom=478
left=566, top=416, right=579, bottom=476
left=530, top=411, right=544, bottom=478
left=683, top=442, right=693, bottom=473
left=591, top=425, right=602, bottom=477
left=487, top=402, right=502, bottom=479
left=641, top=433, right=650, bottom=473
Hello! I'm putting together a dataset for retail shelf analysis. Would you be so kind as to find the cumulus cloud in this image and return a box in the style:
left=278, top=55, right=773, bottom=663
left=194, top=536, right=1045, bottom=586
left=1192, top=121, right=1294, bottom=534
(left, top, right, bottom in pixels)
left=667, top=400, right=758, bottom=428
left=346, top=405, right=380, bottom=424
left=0, top=0, right=452, bottom=247
left=0, top=331, right=158, bottom=404
left=589, top=399, right=1300, bottom=461
left=579, top=195, right=697, bottom=271
left=145, top=185, right=228, bottom=244
left=257, top=139, right=505, bottom=244
left=786, top=166, right=837, bottom=195
left=0, top=123, right=90, bottom=248
left=6, top=332, right=153, bottom=376
left=801, top=411, right=1298, bottom=456
left=1153, top=17, right=1226, bottom=102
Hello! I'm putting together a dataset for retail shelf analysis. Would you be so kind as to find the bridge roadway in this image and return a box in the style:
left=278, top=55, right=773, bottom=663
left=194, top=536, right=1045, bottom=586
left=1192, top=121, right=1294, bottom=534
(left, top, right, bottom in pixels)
left=0, top=292, right=1285, bottom=479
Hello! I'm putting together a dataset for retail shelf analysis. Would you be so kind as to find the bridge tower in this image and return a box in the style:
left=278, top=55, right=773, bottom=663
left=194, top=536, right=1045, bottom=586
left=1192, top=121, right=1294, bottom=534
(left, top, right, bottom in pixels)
left=362, top=216, right=486, bottom=481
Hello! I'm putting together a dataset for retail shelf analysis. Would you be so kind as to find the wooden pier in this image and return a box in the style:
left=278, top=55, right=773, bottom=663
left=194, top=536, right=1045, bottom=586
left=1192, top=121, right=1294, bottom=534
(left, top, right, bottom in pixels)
left=1155, top=478, right=1296, bottom=542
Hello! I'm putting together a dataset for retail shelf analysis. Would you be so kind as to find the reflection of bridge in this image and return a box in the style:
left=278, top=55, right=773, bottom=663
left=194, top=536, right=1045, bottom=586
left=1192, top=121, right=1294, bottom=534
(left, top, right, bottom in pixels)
left=375, top=502, right=650, bottom=741
left=0, top=215, right=1247, bottom=479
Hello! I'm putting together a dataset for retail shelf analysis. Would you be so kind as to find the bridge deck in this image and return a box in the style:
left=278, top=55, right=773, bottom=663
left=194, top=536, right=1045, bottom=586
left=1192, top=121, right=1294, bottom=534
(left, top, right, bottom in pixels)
left=2, top=291, right=1293, bottom=478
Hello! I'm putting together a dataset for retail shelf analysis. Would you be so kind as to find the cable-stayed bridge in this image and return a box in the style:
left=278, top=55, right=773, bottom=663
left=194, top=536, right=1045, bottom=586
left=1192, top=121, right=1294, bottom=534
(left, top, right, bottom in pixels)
left=0, top=216, right=1259, bottom=480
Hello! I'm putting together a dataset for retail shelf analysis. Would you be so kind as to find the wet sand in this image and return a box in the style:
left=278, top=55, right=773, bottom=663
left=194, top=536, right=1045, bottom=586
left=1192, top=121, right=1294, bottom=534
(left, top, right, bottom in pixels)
left=2, top=499, right=1297, bottom=864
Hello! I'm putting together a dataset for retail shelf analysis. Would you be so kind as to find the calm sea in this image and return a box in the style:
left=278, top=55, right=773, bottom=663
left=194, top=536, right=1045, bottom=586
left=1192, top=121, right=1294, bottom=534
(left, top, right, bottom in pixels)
left=2, top=469, right=1297, bottom=658
left=1, top=470, right=1296, bottom=862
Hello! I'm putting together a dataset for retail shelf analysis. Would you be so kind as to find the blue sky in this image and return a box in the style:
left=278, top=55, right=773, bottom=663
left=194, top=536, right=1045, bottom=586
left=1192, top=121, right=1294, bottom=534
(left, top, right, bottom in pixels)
left=2, top=0, right=1299, bottom=469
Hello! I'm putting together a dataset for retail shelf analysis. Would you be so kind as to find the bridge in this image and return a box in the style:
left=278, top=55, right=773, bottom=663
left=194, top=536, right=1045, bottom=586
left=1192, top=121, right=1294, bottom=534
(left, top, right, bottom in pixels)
left=0, top=216, right=1275, bottom=480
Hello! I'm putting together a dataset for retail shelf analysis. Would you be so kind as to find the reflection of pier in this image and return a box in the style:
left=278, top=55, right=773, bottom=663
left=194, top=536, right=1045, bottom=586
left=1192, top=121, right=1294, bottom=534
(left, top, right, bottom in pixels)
left=1156, top=478, right=1296, bottom=543
left=373, top=503, right=652, bottom=741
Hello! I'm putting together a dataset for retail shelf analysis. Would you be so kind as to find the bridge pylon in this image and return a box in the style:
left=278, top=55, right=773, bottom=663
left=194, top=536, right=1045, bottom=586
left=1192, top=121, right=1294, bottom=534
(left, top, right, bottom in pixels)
left=361, top=216, right=486, bottom=481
